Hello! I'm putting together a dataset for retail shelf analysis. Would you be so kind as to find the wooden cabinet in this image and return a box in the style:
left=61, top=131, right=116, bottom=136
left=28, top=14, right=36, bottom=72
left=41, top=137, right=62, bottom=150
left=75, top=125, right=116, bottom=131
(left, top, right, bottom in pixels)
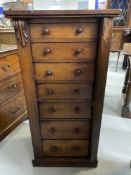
left=5, top=10, right=120, bottom=167
left=0, top=48, right=27, bottom=141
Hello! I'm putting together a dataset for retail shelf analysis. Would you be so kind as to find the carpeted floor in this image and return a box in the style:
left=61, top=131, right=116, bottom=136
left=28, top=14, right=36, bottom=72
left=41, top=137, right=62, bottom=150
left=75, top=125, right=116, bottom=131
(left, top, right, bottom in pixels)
left=0, top=52, right=131, bottom=175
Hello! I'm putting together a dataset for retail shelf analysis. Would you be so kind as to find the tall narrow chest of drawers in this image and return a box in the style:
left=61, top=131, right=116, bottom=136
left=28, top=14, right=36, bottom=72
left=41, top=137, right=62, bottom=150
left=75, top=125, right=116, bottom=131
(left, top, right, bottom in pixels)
left=5, top=10, right=120, bottom=167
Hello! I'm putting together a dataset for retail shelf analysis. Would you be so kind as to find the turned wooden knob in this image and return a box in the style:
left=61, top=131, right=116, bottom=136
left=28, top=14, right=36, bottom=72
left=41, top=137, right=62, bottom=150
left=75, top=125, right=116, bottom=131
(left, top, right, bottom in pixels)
left=73, top=128, right=80, bottom=134
left=42, top=28, right=50, bottom=35
left=74, top=107, right=79, bottom=113
left=74, top=89, right=80, bottom=95
left=76, top=27, right=83, bottom=34
left=44, top=48, right=51, bottom=54
left=75, top=69, right=82, bottom=76
left=49, top=127, right=56, bottom=134
left=50, top=146, right=58, bottom=153
left=48, top=107, right=55, bottom=113
left=75, top=48, right=82, bottom=55
left=45, top=70, right=53, bottom=76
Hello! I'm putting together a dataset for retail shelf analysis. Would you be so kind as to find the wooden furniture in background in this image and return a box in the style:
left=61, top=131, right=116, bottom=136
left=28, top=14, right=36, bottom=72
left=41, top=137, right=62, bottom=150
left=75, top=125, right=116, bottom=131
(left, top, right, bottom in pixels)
left=110, top=27, right=123, bottom=71
left=107, top=0, right=131, bottom=71
left=0, top=45, right=27, bottom=141
left=5, top=9, right=120, bottom=167
left=0, top=28, right=16, bottom=45
left=122, top=43, right=131, bottom=118
left=110, top=27, right=131, bottom=71
left=3, top=0, right=33, bottom=11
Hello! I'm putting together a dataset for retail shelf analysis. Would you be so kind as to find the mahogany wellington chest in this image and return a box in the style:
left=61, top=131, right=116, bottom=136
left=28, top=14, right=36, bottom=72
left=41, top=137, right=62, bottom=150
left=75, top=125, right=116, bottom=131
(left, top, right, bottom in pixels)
left=5, top=10, right=120, bottom=167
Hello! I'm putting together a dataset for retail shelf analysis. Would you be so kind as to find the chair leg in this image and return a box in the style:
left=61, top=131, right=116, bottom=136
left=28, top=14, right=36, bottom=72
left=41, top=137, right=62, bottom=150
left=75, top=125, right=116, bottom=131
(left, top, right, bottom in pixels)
left=122, top=55, right=128, bottom=70
left=115, top=51, right=120, bottom=72
left=121, top=82, right=131, bottom=118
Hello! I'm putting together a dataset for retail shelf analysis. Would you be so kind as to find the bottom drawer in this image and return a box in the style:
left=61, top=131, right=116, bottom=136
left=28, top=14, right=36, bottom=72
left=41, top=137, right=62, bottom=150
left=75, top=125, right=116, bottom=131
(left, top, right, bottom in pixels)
left=42, top=140, right=89, bottom=157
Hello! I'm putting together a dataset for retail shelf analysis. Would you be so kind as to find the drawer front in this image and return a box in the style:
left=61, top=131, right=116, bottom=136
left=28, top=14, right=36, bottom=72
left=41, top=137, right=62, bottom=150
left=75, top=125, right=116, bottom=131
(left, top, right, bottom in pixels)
left=32, top=43, right=97, bottom=61
left=42, top=140, right=89, bottom=157
left=40, top=120, right=90, bottom=139
left=0, top=93, right=26, bottom=129
left=0, top=73, right=24, bottom=104
left=0, top=53, right=20, bottom=80
left=34, top=63, right=94, bottom=81
left=37, top=83, right=92, bottom=100
left=30, top=23, right=98, bottom=39
left=39, top=101, right=91, bottom=119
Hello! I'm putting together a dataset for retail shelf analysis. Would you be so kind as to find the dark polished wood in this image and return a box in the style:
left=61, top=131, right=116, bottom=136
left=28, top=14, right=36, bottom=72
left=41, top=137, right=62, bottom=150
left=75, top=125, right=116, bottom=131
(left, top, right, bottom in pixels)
left=4, top=9, right=120, bottom=17
left=42, top=140, right=89, bottom=157
left=32, top=42, right=97, bottom=62
left=5, top=10, right=120, bottom=167
left=37, top=83, right=93, bottom=100
left=39, top=100, right=91, bottom=119
left=34, top=63, right=95, bottom=81
left=0, top=49, right=27, bottom=141
left=40, top=120, right=90, bottom=139
left=30, top=23, right=98, bottom=40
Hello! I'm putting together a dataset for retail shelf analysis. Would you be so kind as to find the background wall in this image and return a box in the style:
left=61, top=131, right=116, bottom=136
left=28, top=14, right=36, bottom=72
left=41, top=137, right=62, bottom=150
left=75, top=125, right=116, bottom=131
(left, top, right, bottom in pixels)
left=33, top=0, right=96, bottom=10
left=1, top=0, right=96, bottom=10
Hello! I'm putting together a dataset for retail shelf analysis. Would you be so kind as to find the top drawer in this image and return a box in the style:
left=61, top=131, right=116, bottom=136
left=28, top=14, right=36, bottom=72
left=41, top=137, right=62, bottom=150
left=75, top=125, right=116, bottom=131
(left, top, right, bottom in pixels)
left=30, top=23, right=98, bottom=40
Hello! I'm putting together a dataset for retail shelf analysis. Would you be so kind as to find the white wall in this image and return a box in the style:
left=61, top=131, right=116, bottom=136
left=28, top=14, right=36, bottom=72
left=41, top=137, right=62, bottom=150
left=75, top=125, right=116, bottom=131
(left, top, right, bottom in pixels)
left=33, top=0, right=96, bottom=10
left=1, top=0, right=96, bottom=9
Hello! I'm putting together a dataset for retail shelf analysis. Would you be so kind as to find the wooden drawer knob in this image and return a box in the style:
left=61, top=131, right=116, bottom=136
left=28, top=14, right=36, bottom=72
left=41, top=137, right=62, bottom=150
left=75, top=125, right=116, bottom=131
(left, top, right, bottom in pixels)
left=75, top=69, right=82, bottom=76
left=73, top=128, right=80, bottom=134
left=6, top=83, right=17, bottom=91
left=49, top=127, right=56, bottom=134
left=48, top=107, right=55, bottom=113
left=44, top=48, right=51, bottom=54
left=12, top=106, right=20, bottom=114
left=50, top=145, right=58, bottom=153
left=74, top=107, right=79, bottom=113
left=46, top=88, right=53, bottom=96
left=74, top=89, right=80, bottom=95
left=76, top=27, right=83, bottom=34
left=1, top=64, right=11, bottom=71
left=75, top=48, right=82, bottom=55
left=72, top=146, right=80, bottom=152
left=45, top=70, right=53, bottom=76
left=42, top=28, right=50, bottom=35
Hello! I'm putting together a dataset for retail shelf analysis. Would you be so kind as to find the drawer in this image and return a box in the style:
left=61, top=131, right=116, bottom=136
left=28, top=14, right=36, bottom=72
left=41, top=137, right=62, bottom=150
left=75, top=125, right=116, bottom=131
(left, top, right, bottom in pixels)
left=0, top=93, right=26, bottom=131
left=34, top=63, right=95, bottom=81
left=0, top=73, right=24, bottom=104
left=30, top=23, right=98, bottom=39
left=42, top=140, right=89, bottom=157
left=32, top=42, right=97, bottom=62
left=40, top=120, right=90, bottom=139
left=39, top=101, right=91, bottom=119
left=0, top=53, right=20, bottom=80
left=37, top=83, right=93, bottom=100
